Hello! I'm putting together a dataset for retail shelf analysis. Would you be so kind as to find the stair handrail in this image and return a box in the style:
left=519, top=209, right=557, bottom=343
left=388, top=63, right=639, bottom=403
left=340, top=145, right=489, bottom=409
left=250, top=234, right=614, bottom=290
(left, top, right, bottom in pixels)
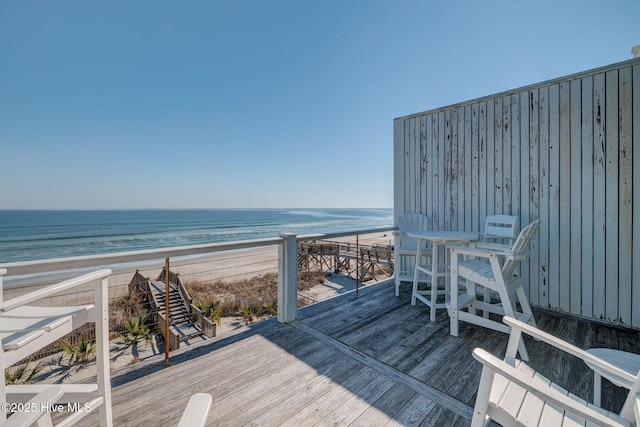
left=175, top=277, right=193, bottom=314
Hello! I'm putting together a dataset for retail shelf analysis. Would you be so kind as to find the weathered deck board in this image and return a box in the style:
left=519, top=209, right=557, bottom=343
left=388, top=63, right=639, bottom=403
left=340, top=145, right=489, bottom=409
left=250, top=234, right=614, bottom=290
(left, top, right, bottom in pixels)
left=212, top=348, right=352, bottom=425
left=72, top=279, right=640, bottom=426
left=279, top=366, right=381, bottom=427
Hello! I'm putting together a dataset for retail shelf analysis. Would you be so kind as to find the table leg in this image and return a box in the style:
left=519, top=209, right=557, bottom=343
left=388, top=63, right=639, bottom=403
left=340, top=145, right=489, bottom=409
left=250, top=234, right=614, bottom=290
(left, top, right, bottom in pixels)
left=450, top=250, right=459, bottom=336
left=430, top=243, right=439, bottom=321
left=411, top=243, right=422, bottom=306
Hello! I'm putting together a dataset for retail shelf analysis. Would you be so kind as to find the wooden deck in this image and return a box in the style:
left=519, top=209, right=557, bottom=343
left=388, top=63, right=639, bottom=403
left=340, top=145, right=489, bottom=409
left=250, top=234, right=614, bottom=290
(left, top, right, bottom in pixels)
left=75, top=279, right=640, bottom=426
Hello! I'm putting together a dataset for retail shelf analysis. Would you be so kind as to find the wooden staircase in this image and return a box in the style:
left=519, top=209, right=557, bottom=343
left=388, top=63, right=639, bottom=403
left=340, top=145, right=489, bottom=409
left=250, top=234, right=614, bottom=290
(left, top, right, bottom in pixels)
left=148, top=280, right=206, bottom=345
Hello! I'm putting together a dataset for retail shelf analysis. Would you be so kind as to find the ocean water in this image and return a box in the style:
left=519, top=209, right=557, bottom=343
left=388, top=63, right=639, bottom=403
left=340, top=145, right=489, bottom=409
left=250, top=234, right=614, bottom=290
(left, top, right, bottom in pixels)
left=0, top=209, right=394, bottom=263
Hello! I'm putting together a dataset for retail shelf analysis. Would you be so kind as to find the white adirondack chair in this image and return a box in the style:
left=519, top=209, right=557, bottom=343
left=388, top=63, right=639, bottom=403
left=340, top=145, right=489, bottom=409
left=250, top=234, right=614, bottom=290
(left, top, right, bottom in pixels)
left=474, top=215, right=520, bottom=315
left=471, top=316, right=640, bottom=427
left=448, top=220, right=540, bottom=359
left=585, top=348, right=640, bottom=407
left=393, top=213, right=432, bottom=296
left=480, top=214, right=519, bottom=248
left=0, top=268, right=113, bottom=427
left=177, top=393, right=213, bottom=427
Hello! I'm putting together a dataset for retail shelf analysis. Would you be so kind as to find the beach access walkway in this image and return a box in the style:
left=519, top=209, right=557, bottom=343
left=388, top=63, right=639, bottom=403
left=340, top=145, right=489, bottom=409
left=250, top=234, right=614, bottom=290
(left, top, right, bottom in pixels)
left=74, top=279, right=637, bottom=426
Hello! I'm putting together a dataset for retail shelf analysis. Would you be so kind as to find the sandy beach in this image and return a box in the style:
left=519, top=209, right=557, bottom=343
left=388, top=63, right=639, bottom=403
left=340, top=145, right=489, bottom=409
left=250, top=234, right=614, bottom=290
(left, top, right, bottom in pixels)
left=2, top=231, right=394, bottom=306
left=106, top=231, right=395, bottom=299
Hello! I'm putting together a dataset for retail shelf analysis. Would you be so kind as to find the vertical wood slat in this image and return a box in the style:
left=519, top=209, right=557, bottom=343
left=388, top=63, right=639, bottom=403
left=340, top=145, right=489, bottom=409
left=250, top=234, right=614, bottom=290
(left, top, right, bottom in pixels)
left=481, top=100, right=502, bottom=221
left=511, top=94, right=521, bottom=218
left=407, top=117, right=413, bottom=212
left=471, top=104, right=479, bottom=232
left=395, top=58, right=639, bottom=327
left=431, top=114, right=439, bottom=228
left=479, top=102, right=487, bottom=232
left=592, top=73, right=606, bottom=319
left=519, top=90, right=530, bottom=291
left=502, top=96, right=512, bottom=214
left=527, top=89, right=539, bottom=303
left=464, top=105, right=472, bottom=232
left=403, top=118, right=411, bottom=213
left=581, top=76, right=594, bottom=318
left=425, top=115, right=433, bottom=220
left=420, top=115, right=428, bottom=215
left=605, top=70, right=619, bottom=322
left=548, top=84, right=560, bottom=311
left=632, top=64, right=640, bottom=326
left=443, top=110, right=453, bottom=230
left=457, top=106, right=466, bottom=231
left=406, top=117, right=413, bottom=212
left=558, top=82, right=571, bottom=313
left=411, top=117, right=420, bottom=213
left=494, top=98, right=502, bottom=215
left=619, top=67, right=633, bottom=325
left=450, top=108, right=459, bottom=231
left=570, top=78, right=582, bottom=316
left=539, top=86, right=550, bottom=308
left=439, top=112, right=447, bottom=229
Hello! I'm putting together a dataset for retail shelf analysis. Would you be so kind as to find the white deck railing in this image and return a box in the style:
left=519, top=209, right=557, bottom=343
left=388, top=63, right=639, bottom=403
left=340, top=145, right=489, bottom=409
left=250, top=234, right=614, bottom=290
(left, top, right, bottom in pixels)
left=0, top=227, right=396, bottom=324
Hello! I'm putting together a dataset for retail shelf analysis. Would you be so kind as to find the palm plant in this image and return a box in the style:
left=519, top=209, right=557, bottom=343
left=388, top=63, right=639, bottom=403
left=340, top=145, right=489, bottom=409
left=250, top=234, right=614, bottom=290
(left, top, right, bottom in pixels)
left=113, top=313, right=155, bottom=361
left=196, top=300, right=222, bottom=325
left=263, top=300, right=277, bottom=317
left=62, top=338, right=96, bottom=365
left=122, top=314, right=153, bottom=344
left=239, top=304, right=261, bottom=325
left=44, top=337, right=97, bottom=383
left=5, top=360, right=43, bottom=385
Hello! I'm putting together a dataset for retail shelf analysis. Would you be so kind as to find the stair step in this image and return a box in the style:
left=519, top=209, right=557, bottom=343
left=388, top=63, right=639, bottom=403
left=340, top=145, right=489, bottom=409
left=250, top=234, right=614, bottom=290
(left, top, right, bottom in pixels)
left=179, top=331, right=206, bottom=341
left=148, top=280, right=207, bottom=345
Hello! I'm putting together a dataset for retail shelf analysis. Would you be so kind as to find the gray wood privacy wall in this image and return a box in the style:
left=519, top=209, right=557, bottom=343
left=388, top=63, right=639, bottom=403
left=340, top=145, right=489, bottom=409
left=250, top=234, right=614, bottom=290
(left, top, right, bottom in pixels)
left=394, top=57, right=640, bottom=327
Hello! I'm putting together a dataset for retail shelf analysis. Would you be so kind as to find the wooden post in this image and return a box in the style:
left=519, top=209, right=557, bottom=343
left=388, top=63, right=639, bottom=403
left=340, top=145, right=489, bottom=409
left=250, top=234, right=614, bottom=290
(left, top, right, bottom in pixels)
left=278, top=233, right=298, bottom=323
left=164, top=258, right=170, bottom=365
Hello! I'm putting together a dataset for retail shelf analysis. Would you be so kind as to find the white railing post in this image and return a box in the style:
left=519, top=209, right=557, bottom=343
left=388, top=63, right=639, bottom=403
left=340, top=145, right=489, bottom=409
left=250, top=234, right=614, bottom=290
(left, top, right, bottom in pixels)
left=0, top=268, right=6, bottom=305
left=95, top=275, right=113, bottom=426
left=278, top=233, right=298, bottom=323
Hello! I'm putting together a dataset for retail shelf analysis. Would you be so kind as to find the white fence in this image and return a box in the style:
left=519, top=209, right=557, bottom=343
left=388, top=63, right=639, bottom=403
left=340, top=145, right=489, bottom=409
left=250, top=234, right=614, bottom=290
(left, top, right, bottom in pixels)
left=394, top=57, right=640, bottom=327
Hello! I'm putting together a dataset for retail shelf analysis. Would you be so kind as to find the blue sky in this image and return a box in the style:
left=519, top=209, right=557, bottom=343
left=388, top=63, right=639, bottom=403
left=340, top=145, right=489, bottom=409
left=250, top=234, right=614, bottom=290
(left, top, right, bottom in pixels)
left=1, top=1, right=638, bottom=209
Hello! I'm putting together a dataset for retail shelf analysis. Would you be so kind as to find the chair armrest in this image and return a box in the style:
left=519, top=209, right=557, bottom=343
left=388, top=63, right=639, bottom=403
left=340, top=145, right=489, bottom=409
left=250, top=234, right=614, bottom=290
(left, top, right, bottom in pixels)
left=0, top=269, right=111, bottom=313
left=177, top=393, right=213, bottom=427
left=470, top=242, right=512, bottom=251
left=472, top=348, right=625, bottom=427
left=448, top=245, right=502, bottom=258
left=449, top=245, right=528, bottom=262
left=502, top=316, right=637, bottom=386
left=3, top=385, right=64, bottom=427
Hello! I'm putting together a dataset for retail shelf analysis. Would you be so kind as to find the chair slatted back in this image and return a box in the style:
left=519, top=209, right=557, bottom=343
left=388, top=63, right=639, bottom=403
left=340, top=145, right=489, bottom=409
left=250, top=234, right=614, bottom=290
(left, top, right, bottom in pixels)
left=502, top=220, right=541, bottom=278
left=397, top=213, right=430, bottom=250
left=484, top=215, right=519, bottom=245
